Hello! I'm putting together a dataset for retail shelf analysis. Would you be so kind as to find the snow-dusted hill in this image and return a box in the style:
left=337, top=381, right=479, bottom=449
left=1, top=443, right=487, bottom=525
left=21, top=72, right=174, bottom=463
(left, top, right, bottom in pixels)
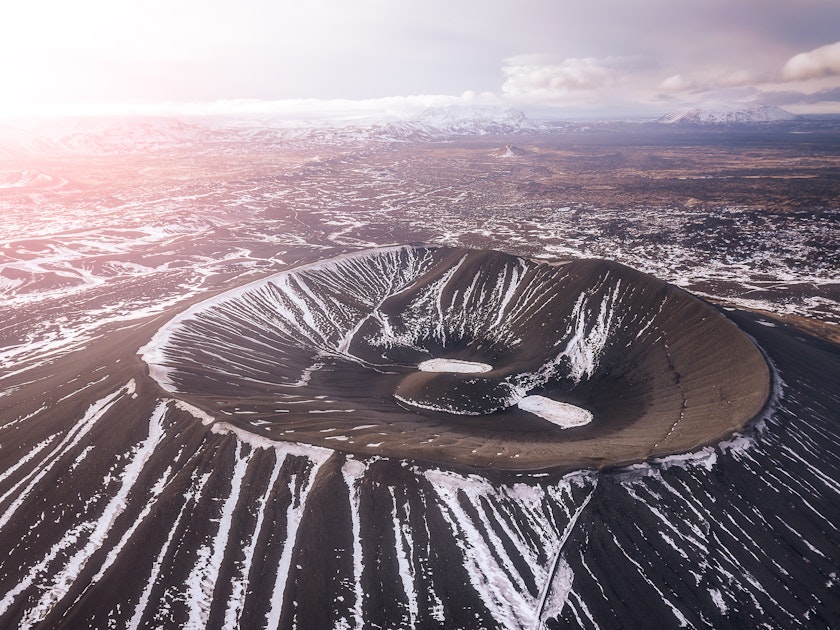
left=658, top=105, right=797, bottom=124
left=0, top=103, right=819, bottom=159
left=489, top=144, right=535, bottom=158
left=375, top=105, right=541, bottom=142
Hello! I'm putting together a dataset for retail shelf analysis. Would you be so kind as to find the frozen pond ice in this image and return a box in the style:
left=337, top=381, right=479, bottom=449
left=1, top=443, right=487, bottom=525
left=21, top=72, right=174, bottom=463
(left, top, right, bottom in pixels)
left=518, top=395, right=593, bottom=428
left=417, top=358, right=493, bottom=373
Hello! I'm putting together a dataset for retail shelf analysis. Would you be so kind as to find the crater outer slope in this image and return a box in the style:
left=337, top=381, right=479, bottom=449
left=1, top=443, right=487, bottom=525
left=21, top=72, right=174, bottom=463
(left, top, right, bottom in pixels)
left=141, top=246, right=771, bottom=471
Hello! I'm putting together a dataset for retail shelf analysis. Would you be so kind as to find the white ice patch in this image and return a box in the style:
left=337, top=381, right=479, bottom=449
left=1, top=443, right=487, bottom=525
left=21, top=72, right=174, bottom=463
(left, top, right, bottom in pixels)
left=210, top=421, right=333, bottom=459
left=174, top=399, right=216, bottom=426
left=185, top=442, right=251, bottom=629
left=517, top=396, right=592, bottom=429
left=417, top=358, right=492, bottom=373
left=709, top=587, right=728, bottom=614
left=341, top=458, right=367, bottom=629
left=561, top=282, right=622, bottom=383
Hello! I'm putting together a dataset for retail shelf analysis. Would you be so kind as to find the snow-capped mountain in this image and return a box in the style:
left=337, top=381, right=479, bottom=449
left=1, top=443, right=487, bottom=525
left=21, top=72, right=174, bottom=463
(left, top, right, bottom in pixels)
left=416, top=105, right=530, bottom=132
left=658, top=105, right=797, bottom=124
left=375, top=105, right=541, bottom=141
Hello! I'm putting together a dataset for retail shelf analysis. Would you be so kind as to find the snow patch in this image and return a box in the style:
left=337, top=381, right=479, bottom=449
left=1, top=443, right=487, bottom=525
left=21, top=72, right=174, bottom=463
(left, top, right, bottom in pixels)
left=418, top=358, right=492, bottom=373
left=210, top=421, right=333, bottom=459
left=174, top=399, right=216, bottom=425
left=517, top=396, right=593, bottom=428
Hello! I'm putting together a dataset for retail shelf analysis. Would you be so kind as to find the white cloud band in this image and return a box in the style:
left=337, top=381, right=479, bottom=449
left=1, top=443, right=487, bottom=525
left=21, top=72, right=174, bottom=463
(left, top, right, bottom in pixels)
left=782, top=41, right=840, bottom=81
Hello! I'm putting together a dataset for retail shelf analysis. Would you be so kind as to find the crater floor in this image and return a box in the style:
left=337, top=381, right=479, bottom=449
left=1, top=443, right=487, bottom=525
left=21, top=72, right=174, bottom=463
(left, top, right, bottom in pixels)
left=141, top=245, right=771, bottom=471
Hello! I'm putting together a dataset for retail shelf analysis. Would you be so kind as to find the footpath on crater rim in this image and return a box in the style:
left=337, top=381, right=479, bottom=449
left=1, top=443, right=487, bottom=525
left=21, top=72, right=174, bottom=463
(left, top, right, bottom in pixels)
left=141, top=245, right=771, bottom=471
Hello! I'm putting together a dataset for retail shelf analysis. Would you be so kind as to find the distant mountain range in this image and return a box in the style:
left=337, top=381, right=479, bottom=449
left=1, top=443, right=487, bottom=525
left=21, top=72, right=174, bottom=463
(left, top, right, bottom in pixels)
left=0, top=106, right=543, bottom=157
left=658, top=105, right=797, bottom=124
left=374, top=105, right=542, bottom=141
left=2, top=104, right=832, bottom=158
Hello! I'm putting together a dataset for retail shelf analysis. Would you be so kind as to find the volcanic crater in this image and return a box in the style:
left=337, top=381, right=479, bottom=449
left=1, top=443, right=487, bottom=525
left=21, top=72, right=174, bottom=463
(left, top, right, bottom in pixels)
left=141, top=245, right=771, bottom=470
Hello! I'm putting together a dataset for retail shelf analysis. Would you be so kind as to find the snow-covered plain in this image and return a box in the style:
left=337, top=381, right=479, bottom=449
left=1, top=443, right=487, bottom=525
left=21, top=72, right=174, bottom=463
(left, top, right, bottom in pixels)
left=1, top=114, right=839, bottom=628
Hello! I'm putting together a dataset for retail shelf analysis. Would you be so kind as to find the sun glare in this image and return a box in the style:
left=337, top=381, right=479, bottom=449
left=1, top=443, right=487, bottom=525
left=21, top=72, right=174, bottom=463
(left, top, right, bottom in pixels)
left=0, top=0, right=244, bottom=116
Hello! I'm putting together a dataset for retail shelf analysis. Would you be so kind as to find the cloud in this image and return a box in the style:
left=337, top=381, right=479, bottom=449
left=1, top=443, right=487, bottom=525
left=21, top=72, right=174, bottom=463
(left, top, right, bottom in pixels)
left=716, top=70, right=762, bottom=88
left=658, top=68, right=770, bottom=97
left=153, top=95, right=468, bottom=121
left=782, top=41, right=840, bottom=81
left=501, top=55, right=629, bottom=101
left=658, top=75, right=699, bottom=93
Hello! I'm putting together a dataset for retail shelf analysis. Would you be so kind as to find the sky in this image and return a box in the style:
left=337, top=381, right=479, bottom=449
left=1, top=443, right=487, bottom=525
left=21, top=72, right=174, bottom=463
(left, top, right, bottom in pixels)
left=2, top=0, right=840, bottom=120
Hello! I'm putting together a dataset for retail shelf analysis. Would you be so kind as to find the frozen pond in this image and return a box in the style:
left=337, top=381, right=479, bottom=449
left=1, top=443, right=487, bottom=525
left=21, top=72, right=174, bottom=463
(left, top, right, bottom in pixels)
left=417, top=358, right=493, bottom=373
left=518, top=395, right=593, bottom=428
